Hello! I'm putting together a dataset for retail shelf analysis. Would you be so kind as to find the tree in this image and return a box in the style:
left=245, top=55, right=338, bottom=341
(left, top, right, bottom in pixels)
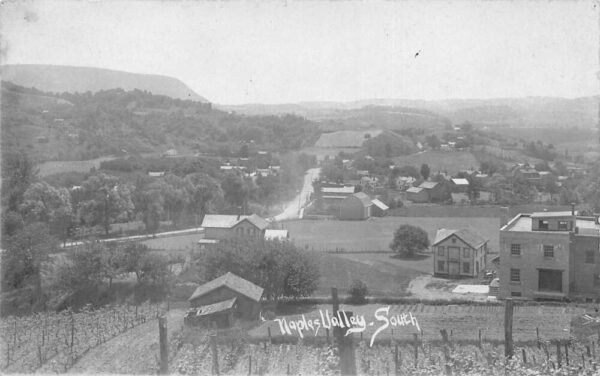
left=221, top=173, right=248, bottom=210
left=1, top=150, right=38, bottom=211
left=420, top=164, right=430, bottom=180
left=19, top=182, right=73, bottom=243
left=201, top=237, right=319, bottom=300
left=389, top=224, right=430, bottom=257
left=79, top=173, right=134, bottom=235
left=348, top=279, right=368, bottom=304
left=425, top=134, right=441, bottom=149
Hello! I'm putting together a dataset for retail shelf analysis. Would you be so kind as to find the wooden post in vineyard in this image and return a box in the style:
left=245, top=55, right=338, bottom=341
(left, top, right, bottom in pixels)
left=158, top=316, right=168, bottom=374
left=248, top=355, right=252, bottom=376
left=521, top=348, right=527, bottom=364
left=556, top=341, right=562, bottom=368
left=478, top=329, right=482, bottom=349
left=331, top=288, right=356, bottom=375
left=210, top=334, right=219, bottom=375
left=536, top=327, right=540, bottom=349
left=413, top=333, right=419, bottom=366
left=564, top=342, right=569, bottom=366
left=70, top=311, right=75, bottom=357
left=504, top=298, right=514, bottom=359
left=394, top=344, right=399, bottom=376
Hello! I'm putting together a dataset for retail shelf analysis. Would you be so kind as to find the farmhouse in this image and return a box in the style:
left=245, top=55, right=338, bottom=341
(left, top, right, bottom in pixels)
left=188, top=272, right=264, bottom=322
left=499, top=209, right=600, bottom=301
left=339, top=192, right=372, bottom=220
left=451, top=178, right=469, bottom=192
left=371, top=198, right=389, bottom=217
left=201, top=214, right=270, bottom=240
left=433, top=228, right=489, bottom=278
left=406, top=187, right=428, bottom=203
left=417, top=181, right=446, bottom=202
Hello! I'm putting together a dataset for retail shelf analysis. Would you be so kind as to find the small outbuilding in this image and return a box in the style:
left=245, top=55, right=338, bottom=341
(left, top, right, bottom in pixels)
left=188, top=272, right=264, bottom=322
left=339, top=192, right=372, bottom=220
left=371, top=199, right=389, bottom=217
left=406, top=187, right=428, bottom=203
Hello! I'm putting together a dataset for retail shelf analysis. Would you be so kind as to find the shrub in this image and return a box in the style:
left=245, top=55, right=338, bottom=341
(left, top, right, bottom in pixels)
left=348, top=279, right=368, bottom=304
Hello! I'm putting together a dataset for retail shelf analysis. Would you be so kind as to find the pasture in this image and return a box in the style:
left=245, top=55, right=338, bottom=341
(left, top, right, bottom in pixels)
left=314, top=130, right=383, bottom=148
left=393, top=151, right=479, bottom=175
left=141, top=233, right=204, bottom=250
left=285, top=216, right=500, bottom=253
left=38, top=156, right=116, bottom=176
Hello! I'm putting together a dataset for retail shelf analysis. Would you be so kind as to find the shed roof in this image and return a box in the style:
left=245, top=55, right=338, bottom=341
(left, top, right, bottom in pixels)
left=264, top=229, right=289, bottom=240
left=433, top=228, right=488, bottom=249
left=194, top=298, right=238, bottom=316
left=406, top=187, right=424, bottom=193
left=189, top=272, right=264, bottom=302
left=419, top=181, right=439, bottom=189
left=371, top=198, right=389, bottom=210
left=530, top=211, right=575, bottom=218
left=322, top=186, right=355, bottom=194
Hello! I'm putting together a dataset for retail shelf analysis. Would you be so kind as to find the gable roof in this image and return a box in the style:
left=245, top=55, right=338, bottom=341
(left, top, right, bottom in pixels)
left=419, top=181, right=439, bottom=190
left=349, top=192, right=373, bottom=207
left=189, top=272, right=264, bottom=302
left=264, top=229, right=289, bottom=240
left=371, top=198, right=389, bottom=210
left=322, top=186, right=355, bottom=194
left=194, top=298, right=238, bottom=316
left=201, top=214, right=269, bottom=230
left=433, top=228, right=488, bottom=249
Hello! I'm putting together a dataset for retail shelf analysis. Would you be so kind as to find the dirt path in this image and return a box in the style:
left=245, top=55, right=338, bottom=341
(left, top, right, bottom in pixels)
left=68, top=309, right=185, bottom=374
left=407, top=275, right=489, bottom=301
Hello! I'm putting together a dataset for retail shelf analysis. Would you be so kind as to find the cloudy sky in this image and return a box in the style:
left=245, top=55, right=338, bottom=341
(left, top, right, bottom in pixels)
left=1, top=0, right=598, bottom=104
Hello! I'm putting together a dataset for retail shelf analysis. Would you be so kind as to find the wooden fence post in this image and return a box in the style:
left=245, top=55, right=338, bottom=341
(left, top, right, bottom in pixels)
left=504, top=298, right=514, bottom=359
left=522, top=348, right=527, bottom=364
left=158, top=316, right=168, bottom=374
left=210, top=334, right=219, bottom=375
left=564, top=343, right=569, bottom=366
left=556, top=341, right=562, bottom=368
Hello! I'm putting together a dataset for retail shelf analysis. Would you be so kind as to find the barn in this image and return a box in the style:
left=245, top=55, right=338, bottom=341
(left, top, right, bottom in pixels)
left=406, top=187, right=428, bottom=203
left=339, top=192, right=372, bottom=220
left=188, top=272, right=264, bottom=322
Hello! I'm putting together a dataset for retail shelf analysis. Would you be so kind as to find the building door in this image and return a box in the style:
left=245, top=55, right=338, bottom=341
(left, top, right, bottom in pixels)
left=538, top=269, right=563, bottom=292
left=448, top=262, right=460, bottom=276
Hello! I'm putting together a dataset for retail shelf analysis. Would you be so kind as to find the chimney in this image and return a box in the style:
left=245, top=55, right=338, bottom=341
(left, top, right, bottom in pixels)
left=571, top=202, right=576, bottom=216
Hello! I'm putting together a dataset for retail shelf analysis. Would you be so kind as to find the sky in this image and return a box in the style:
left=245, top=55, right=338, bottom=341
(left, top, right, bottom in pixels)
left=1, top=0, right=599, bottom=104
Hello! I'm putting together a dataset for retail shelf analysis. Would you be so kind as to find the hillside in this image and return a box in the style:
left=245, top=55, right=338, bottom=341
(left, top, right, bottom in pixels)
left=2, top=64, right=208, bottom=102
left=220, top=96, right=599, bottom=129
left=1, top=82, right=319, bottom=162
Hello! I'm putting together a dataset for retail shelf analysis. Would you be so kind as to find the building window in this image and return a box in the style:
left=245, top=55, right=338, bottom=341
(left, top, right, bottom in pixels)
left=539, top=220, right=549, bottom=230
left=510, top=244, right=521, bottom=256
left=511, top=292, right=522, bottom=297
left=586, top=250, right=595, bottom=264
left=438, top=261, right=445, bottom=271
left=438, top=247, right=445, bottom=256
left=463, top=248, right=470, bottom=257
left=452, top=238, right=456, bottom=244
left=510, top=268, right=520, bottom=282
left=543, top=245, right=554, bottom=258
left=463, top=262, right=470, bottom=274
left=558, top=221, right=569, bottom=231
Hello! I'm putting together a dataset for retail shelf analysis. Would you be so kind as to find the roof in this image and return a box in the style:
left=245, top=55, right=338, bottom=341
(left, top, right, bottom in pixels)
left=371, top=198, right=389, bottom=210
left=348, top=192, right=373, bottom=207
left=419, top=181, right=439, bottom=190
left=189, top=272, right=264, bottom=302
left=322, top=186, right=355, bottom=194
left=451, top=178, right=469, bottom=185
left=264, top=229, right=289, bottom=240
left=433, top=228, right=488, bottom=249
left=531, top=211, right=575, bottom=218
left=201, top=214, right=269, bottom=230
left=406, top=187, right=424, bottom=193
left=194, top=298, right=237, bottom=316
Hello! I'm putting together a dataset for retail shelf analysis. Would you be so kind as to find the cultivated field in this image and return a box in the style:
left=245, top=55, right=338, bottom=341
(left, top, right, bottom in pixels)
left=315, top=130, right=383, bottom=148
left=285, top=217, right=500, bottom=253
left=38, top=156, right=116, bottom=176
left=393, top=151, right=479, bottom=175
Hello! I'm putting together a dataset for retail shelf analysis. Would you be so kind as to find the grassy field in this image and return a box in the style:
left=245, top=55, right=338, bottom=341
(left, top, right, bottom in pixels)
left=38, top=156, right=117, bottom=176
left=141, top=233, right=204, bottom=250
left=251, top=303, right=585, bottom=343
left=314, top=130, right=383, bottom=148
left=285, top=216, right=500, bottom=253
left=393, top=151, right=479, bottom=175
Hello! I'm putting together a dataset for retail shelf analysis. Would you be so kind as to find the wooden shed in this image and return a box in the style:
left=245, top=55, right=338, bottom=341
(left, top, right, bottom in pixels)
left=371, top=199, right=389, bottom=217
left=188, top=272, right=263, bottom=321
left=339, top=192, right=372, bottom=220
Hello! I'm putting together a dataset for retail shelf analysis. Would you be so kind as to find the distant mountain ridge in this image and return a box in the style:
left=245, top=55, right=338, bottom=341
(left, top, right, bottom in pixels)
left=1, top=64, right=208, bottom=102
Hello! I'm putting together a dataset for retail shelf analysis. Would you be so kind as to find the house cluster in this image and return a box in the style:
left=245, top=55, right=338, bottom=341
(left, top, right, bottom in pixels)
left=219, top=159, right=281, bottom=178
left=198, top=214, right=288, bottom=247
left=499, top=208, right=600, bottom=301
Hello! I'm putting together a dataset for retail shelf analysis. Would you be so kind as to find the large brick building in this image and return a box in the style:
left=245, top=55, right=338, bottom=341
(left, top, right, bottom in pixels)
left=499, top=210, right=600, bottom=301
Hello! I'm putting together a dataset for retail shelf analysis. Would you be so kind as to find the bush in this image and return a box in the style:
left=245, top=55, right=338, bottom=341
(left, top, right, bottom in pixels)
left=348, top=279, right=368, bottom=304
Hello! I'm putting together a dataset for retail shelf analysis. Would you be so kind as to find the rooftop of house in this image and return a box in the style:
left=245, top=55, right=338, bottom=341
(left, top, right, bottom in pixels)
left=407, top=187, right=424, bottom=193
left=264, top=229, right=289, bottom=240
left=322, top=186, right=355, bottom=194
left=419, top=181, right=439, bottom=190
left=433, top=228, right=488, bottom=249
left=501, top=213, right=600, bottom=233
left=201, top=214, right=269, bottom=230
left=451, top=178, right=469, bottom=185
left=189, top=272, right=264, bottom=302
